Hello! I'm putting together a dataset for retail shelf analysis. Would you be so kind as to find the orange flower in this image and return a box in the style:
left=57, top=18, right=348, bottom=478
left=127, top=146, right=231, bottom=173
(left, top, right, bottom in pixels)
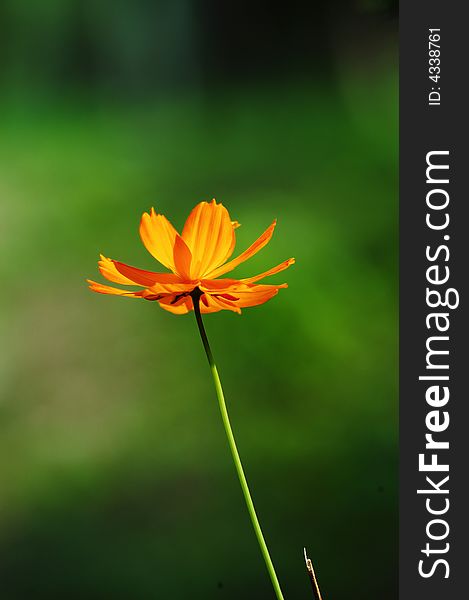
left=88, top=200, right=294, bottom=314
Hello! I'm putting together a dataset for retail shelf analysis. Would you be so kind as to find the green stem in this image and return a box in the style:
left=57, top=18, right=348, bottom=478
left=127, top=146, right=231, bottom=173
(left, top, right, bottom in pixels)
left=192, top=292, right=285, bottom=600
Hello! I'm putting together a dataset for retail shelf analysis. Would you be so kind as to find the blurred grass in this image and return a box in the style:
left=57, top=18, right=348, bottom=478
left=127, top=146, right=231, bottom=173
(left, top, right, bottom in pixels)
left=0, top=69, right=396, bottom=599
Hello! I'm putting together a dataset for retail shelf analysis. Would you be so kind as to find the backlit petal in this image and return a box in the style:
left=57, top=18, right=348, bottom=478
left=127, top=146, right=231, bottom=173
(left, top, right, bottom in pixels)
left=98, top=255, right=138, bottom=285
left=139, top=208, right=179, bottom=271
left=199, top=277, right=242, bottom=290
left=158, top=295, right=193, bottom=314
left=199, top=293, right=223, bottom=314
left=198, top=293, right=240, bottom=314
left=99, top=255, right=182, bottom=286
left=200, top=281, right=286, bottom=312
left=204, top=220, right=276, bottom=279
left=240, top=258, right=295, bottom=284
left=228, top=285, right=283, bottom=308
left=181, top=200, right=236, bottom=278
left=145, top=281, right=195, bottom=295
left=87, top=280, right=145, bottom=298
left=173, top=235, right=193, bottom=279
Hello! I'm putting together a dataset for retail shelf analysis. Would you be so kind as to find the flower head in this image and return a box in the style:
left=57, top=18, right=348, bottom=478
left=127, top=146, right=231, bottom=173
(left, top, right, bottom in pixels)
left=88, top=200, right=294, bottom=314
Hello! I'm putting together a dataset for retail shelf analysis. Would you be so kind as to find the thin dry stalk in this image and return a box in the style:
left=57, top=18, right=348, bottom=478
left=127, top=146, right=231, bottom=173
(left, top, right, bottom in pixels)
left=304, top=548, right=324, bottom=600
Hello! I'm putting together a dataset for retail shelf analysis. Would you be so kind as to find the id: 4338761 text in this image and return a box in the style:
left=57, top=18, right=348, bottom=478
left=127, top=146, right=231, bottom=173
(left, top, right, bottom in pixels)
left=428, top=28, right=441, bottom=106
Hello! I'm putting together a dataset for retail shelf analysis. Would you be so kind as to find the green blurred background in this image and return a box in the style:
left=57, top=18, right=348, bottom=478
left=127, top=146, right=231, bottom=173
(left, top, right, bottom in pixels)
left=0, top=1, right=397, bottom=598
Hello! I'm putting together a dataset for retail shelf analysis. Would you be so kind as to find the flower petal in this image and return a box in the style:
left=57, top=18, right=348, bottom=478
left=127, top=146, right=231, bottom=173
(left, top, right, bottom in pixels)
left=181, top=200, right=236, bottom=278
left=98, top=255, right=138, bottom=285
left=228, top=285, right=284, bottom=308
left=240, top=258, right=295, bottom=284
left=198, top=293, right=223, bottom=313
left=139, top=208, right=179, bottom=271
left=198, top=258, right=294, bottom=290
left=173, top=235, right=193, bottom=280
left=158, top=295, right=193, bottom=314
left=204, top=219, right=276, bottom=279
left=145, top=281, right=195, bottom=295
left=200, top=281, right=286, bottom=312
left=99, top=255, right=182, bottom=286
left=87, top=280, right=145, bottom=298
left=202, top=294, right=242, bottom=314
